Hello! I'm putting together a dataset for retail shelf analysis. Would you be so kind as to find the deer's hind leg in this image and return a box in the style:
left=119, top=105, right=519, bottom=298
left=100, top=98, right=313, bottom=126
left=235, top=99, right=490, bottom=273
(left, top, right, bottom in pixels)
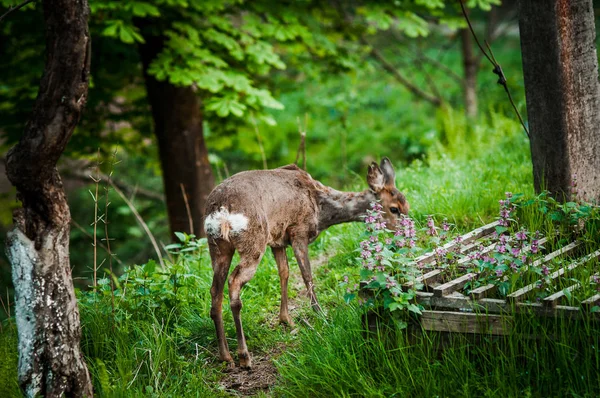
left=209, top=239, right=235, bottom=367
left=272, top=246, right=294, bottom=326
left=228, top=244, right=265, bottom=368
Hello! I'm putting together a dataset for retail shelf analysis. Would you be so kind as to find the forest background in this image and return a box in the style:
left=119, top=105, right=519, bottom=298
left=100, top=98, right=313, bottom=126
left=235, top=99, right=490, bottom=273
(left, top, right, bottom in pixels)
left=2, top=0, right=600, bottom=396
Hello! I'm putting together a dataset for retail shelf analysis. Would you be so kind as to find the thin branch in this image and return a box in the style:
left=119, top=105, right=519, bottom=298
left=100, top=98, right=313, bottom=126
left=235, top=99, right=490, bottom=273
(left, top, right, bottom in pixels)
left=414, top=44, right=444, bottom=101
left=459, top=1, right=530, bottom=139
left=295, top=115, right=307, bottom=170
left=415, top=51, right=463, bottom=84
left=0, top=0, right=36, bottom=24
left=110, top=181, right=166, bottom=269
left=180, top=183, right=194, bottom=235
left=365, top=39, right=443, bottom=107
left=250, top=114, right=268, bottom=170
left=65, top=166, right=164, bottom=202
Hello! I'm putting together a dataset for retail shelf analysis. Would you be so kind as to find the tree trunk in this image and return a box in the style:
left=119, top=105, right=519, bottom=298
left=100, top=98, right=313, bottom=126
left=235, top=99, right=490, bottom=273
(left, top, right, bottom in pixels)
left=460, top=27, right=478, bottom=119
left=519, top=0, right=600, bottom=201
left=4, top=0, right=93, bottom=396
left=138, top=35, right=215, bottom=238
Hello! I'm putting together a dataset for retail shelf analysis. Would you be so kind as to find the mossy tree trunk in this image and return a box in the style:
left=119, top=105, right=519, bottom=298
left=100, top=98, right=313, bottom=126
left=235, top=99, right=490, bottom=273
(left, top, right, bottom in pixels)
left=4, top=0, right=93, bottom=396
left=519, top=0, right=600, bottom=201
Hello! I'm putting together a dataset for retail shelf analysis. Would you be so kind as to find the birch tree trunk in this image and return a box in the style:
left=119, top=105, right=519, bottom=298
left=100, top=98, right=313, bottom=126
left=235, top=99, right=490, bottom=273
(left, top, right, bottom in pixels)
left=519, top=0, right=600, bottom=201
left=4, top=0, right=93, bottom=396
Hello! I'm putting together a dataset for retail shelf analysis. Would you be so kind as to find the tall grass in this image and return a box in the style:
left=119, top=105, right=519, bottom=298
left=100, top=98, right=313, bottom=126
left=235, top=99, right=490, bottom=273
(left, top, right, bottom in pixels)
left=275, top=293, right=600, bottom=397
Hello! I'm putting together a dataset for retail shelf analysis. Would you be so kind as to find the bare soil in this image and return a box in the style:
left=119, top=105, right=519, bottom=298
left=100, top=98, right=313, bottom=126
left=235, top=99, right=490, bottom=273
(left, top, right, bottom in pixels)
left=219, top=252, right=333, bottom=396
left=219, top=353, right=279, bottom=396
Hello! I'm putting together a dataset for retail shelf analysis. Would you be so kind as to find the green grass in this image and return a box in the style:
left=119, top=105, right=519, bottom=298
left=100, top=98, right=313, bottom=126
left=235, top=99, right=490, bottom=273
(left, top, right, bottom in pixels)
left=3, top=111, right=599, bottom=397
left=0, top=323, right=19, bottom=398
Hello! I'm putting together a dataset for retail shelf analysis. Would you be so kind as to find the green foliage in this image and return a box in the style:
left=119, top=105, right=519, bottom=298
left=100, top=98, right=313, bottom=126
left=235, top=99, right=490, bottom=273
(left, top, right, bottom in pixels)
left=0, top=322, right=19, bottom=398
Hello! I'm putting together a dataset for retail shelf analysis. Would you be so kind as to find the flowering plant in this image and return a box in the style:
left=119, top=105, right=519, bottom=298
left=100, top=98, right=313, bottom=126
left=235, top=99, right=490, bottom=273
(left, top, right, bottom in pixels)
left=341, top=202, right=424, bottom=326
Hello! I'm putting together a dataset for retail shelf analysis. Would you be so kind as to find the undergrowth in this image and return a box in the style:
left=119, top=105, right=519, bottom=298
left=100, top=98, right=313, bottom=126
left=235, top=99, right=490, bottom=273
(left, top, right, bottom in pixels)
left=6, top=113, right=600, bottom=397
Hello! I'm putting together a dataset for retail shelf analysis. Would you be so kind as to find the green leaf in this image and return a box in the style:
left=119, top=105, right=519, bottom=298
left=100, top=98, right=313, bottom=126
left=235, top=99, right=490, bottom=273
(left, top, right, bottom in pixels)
left=174, top=231, right=187, bottom=242
left=143, top=260, right=157, bottom=275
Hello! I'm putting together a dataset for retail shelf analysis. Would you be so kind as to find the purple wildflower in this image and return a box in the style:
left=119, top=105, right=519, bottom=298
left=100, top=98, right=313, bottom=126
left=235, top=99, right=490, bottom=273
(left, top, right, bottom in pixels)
left=442, top=219, right=450, bottom=232
left=542, top=265, right=550, bottom=276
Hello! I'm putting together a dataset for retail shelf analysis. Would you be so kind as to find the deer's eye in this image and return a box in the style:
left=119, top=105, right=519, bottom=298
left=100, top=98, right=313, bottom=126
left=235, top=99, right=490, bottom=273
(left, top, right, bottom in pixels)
left=390, top=207, right=400, bottom=215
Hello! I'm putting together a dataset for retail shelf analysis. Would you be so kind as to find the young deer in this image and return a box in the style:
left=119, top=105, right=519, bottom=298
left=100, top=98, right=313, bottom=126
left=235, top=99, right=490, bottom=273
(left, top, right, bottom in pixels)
left=204, top=158, right=408, bottom=368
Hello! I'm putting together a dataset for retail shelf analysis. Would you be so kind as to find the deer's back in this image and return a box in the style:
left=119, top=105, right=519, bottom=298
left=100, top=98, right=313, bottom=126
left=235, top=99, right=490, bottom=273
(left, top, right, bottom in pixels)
left=205, top=165, right=320, bottom=246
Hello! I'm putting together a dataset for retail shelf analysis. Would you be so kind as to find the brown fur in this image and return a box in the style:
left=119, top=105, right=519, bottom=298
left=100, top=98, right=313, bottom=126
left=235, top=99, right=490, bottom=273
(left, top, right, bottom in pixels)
left=205, top=158, right=407, bottom=368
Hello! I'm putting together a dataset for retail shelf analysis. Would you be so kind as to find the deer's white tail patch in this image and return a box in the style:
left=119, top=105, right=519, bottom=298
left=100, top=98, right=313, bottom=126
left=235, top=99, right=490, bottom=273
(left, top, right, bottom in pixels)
left=204, top=207, right=249, bottom=241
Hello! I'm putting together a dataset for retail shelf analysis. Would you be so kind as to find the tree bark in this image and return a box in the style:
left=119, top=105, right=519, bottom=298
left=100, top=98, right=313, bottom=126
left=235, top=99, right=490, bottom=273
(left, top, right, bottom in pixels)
left=460, top=27, right=478, bottom=119
left=138, top=34, right=215, bottom=238
left=519, top=0, right=600, bottom=201
left=4, top=0, right=93, bottom=396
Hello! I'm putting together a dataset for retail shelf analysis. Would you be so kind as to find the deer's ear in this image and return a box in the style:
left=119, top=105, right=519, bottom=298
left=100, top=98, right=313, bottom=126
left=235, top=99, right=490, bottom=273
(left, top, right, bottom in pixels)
left=367, top=162, right=385, bottom=192
left=380, top=157, right=396, bottom=187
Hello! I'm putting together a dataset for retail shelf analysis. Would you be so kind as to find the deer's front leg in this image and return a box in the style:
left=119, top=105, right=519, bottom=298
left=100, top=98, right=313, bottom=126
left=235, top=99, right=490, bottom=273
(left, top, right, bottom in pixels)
left=291, top=238, right=322, bottom=312
left=272, top=247, right=294, bottom=326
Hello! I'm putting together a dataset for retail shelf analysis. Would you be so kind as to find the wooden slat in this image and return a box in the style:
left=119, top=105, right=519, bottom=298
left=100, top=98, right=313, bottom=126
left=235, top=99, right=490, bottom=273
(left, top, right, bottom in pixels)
left=458, top=233, right=496, bottom=255
left=414, top=221, right=500, bottom=266
left=516, top=302, right=583, bottom=318
left=418, top=310, right=512, bottom=335
left=433, top=273, right=477, bottom=297
left=468, top=237, right=551, bottom=300
left=581, top=294, right=600, bottom=310
left=457, top=242, right=500, bottom=266
left=543, top=284, right=581, bottom=308
left=470, top=284, right=497, bottom=300
left=404, top=269, right=444, bottom=289
left=543, top=274, right=598, bottom=308
left=507, top=242, right=584, bottom=303
left=416, top=292, right=509, bottom=314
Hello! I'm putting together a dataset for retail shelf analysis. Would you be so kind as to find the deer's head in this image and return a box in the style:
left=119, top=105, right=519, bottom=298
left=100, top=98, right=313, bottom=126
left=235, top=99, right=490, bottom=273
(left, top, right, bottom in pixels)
left=367, top=157, right=409, bottom=230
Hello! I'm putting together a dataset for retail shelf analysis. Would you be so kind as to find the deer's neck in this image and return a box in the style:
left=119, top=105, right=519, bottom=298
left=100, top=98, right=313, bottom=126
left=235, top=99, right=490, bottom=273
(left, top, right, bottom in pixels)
left=316, top=187, right=376, bottom=231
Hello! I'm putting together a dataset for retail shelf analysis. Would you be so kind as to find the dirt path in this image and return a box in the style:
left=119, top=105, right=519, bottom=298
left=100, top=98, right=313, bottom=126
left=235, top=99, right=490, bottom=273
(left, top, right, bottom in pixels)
left=219, top=252, right=333, bottom=396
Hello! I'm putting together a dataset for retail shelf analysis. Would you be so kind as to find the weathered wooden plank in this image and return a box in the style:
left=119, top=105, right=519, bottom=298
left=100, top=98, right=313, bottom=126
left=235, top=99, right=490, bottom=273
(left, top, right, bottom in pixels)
left=470, top=284, right=497, bottom=300
left=416, top=291, right=509, bottom=314
left=433, top=273, right=477, bottom=297
left=418, top=310, right=512, bottom=335
left=414, top=221, right=500, bottom=266
left=543, top=284, right=581, bottom=308
left=457, top=242, right=500, bottom=266
left=458, top=233, right=496, bottom=255
left=581, top=294, right=600, bottom=310
left=468, top=238, right=551, bottom=300
left=516, top=302, right=581, bottom=317
left=507, top=242, right=584, bottom=303
left=542, top=274, right=598, bottom=308
left=404, top=269, right=444, bottom=289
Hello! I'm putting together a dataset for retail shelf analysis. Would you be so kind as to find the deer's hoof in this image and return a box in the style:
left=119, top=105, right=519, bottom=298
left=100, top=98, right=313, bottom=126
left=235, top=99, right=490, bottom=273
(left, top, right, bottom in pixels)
left=238, top=352, right=252, bottom=369
left=279, top=316, right=295, bottom=328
